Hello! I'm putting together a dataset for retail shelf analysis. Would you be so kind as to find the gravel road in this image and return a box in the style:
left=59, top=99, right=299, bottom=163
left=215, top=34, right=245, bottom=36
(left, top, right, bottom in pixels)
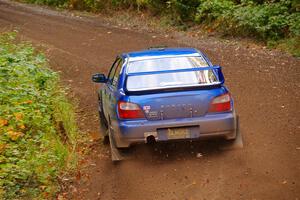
left=0, top=1, right=299, bottom=199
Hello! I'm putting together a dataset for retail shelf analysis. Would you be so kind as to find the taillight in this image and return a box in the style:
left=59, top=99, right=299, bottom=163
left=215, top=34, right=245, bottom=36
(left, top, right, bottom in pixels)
left=118, top=101, right=145, bottom=119
left=208, top=93, right=232, bottom=113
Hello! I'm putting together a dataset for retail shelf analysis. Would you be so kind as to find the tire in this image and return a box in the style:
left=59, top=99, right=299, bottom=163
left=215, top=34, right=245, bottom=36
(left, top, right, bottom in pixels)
left=108, top=122, right=122, bottom=161
left=98, top=93, right=109, bottom=143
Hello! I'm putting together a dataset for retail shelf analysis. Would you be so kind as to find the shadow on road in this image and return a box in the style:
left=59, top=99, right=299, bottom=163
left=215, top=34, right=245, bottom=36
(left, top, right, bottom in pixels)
left=113, top=138, right=242, bottom=164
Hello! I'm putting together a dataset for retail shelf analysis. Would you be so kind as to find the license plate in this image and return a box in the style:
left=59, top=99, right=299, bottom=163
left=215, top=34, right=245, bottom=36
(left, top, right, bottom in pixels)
left=167, top=127, right=190, bottom=139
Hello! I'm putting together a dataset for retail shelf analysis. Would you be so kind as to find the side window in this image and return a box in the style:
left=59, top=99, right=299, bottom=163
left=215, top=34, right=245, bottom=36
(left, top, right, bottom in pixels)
left=107, top=58, right=120, bottom=83
left=112, top=59, right=123, bottom=87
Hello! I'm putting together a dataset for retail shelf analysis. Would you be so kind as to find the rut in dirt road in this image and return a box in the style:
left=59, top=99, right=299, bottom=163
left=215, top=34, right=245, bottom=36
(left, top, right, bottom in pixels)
left=0, top=0, right=299, bottom=199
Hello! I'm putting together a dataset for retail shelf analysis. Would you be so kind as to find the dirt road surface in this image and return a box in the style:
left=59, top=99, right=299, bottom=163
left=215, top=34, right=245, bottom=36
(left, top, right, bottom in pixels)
left=0, top=1, right=299, bottom=199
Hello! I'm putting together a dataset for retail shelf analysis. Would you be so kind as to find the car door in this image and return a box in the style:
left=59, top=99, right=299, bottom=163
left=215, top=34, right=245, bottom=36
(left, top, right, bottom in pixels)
left=103, top=57, right=122, bottom=121
left=102, top=57, right=119, bottom=120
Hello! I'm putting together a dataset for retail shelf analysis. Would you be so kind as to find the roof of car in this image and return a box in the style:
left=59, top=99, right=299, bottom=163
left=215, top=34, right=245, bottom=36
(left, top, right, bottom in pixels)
left=123, top=48, right=201, bottom=61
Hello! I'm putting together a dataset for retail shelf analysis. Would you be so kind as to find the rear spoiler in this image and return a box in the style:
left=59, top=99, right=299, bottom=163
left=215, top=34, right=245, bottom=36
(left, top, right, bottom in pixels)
left=125, top=65, right=225, bottom=94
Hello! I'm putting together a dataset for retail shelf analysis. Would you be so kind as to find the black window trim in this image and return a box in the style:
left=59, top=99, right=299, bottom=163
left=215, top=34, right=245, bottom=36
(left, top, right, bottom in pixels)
left=107, top=56, right=121, bottom=85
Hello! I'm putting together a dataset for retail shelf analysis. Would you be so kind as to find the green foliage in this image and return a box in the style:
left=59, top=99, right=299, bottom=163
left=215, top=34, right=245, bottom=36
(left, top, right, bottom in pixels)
left=232, top=1, right=295, bottom=40
left=194, top=0, right=299, bottom=39
left=288, top=12, right=300, bottom=36
left=194, top=0, right=299, bottom=56
left=195, top=0, right=235, bottom=23
left=25, top=0, right=68, bottom=7
left=0, top=32, right=78, bottom=199
left=166, top=0, right=199, bottom=22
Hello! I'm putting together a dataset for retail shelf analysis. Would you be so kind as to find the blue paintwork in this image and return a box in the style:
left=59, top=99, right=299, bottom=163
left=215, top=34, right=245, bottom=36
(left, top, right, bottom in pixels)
left=99, top=48, right=237, bottom=148
left=124, top=48, right=200, bottom=60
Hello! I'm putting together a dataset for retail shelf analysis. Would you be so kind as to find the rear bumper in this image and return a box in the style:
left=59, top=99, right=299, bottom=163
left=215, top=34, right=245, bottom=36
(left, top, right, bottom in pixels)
left=111, top=112, right=237, bottom=148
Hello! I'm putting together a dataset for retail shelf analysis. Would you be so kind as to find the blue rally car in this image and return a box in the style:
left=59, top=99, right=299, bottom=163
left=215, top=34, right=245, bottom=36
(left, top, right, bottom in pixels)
left=92, top=48, right=239, bottom=160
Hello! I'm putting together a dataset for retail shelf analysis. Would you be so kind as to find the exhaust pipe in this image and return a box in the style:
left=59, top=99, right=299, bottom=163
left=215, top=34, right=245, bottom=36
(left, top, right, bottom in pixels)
left=146, top=135, right=156, bottom=144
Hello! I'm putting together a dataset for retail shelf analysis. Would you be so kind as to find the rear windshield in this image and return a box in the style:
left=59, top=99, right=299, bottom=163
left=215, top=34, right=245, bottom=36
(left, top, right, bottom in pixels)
left=127, top=56, right=208, bottom=73
left=126, top=57, right=220, bottom=92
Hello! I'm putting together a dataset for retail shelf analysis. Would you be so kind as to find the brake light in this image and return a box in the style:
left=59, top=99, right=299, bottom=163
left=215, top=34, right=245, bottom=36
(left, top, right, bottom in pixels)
left=118, top=101, right=145, bottom=119
left=209, top=93, right=231, bottom=112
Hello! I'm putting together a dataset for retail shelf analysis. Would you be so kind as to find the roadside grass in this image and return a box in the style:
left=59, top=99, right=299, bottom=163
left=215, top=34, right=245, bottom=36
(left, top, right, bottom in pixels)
left=0, top=32, right=79, bottom=199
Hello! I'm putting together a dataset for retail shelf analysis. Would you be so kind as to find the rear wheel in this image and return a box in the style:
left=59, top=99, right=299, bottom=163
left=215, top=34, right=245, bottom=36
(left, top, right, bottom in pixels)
left=98, top=93, right=109, bottom=144
left=108, top=121, right=124, bottom=162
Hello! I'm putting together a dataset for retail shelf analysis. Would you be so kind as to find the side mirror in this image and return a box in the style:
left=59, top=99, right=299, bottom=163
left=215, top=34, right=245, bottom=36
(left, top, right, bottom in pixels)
left=92, top=73, right=107, bottom=83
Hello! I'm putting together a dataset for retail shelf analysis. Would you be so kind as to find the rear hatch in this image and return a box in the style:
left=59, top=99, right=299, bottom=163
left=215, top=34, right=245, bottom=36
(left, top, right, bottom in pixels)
left=124, top=55, right=226, bottom=120
left=128, top=88, right=225, bottom=120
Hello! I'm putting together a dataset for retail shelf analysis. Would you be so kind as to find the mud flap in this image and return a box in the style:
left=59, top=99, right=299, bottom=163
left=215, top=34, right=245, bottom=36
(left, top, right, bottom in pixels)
left=220, top=115, right=243, bottom=150
left=108, top=129, right=124, bottom=162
